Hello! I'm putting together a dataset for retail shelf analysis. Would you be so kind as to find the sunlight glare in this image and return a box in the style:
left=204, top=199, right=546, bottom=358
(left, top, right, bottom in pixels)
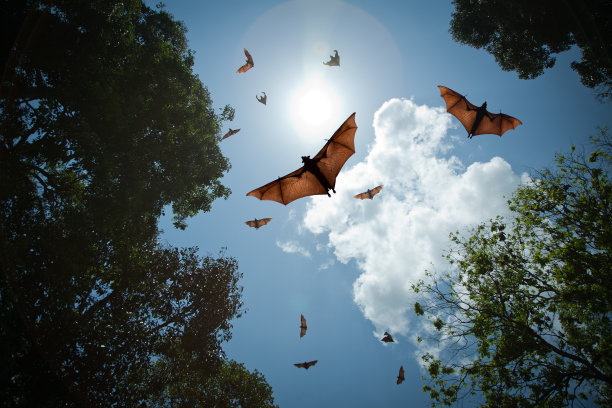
left=289, top=75, right=342, bottom=140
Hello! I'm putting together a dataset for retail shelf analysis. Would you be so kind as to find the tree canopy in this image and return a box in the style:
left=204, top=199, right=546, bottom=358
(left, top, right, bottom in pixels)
left=0, top=0, right=274, bottom=406
left=449, top=0, right=612, bottom=101
left=414, top=130, right=612, bottom=407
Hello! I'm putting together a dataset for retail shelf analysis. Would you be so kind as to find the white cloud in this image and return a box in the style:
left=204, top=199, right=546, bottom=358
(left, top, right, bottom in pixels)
left=301, top=98, right=524, bottom=340
left=275, top=240, right=311, bottom=258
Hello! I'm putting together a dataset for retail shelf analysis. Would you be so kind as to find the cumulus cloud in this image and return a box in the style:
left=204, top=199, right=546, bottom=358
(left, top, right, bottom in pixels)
left=276, top=240, right=311, bottom=258
left=301, top=98, right=525, bottom=339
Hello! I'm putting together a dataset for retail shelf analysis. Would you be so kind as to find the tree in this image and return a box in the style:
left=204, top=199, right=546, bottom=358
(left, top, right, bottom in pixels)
left=448, top=0, right=612, bottom=101
left=0, top=0, right=276, bottom=406
left=413, top=130, right=612, bottom=407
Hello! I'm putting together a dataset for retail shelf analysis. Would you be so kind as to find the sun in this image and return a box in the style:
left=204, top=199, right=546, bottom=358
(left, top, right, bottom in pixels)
left=289, top=75, right=342, bottom=139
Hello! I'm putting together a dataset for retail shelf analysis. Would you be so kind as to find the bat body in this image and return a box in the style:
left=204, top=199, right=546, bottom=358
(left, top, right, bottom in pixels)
left=438, top=85, right=521, bottom=138
left=294, top=360, right=318, bottom=370
left=355, top=185, right=383, bottom=200
left=256, top=92, right=267, bottom=105
left=222, top=128, right=240, bottom=140
left=245, top=218, right=271, bottom=229
left=323, top=50, right=339, bottom=66
left=237, top=48, right=254, bottom=73
left=381, top=331, right=394, bottom=343
left=247, top=113, right=357, bottom=205
left=397, top=366, right=405, bottom=384
left=300, top=314, right=307, bottom=338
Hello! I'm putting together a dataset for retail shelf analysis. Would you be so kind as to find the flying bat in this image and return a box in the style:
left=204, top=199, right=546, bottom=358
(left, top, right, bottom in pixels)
left=222, top=128, right=240, bottom=140
left=256, top=92, right=267, bottom=105
left=381, top=331, right=394, bottom=343
left=323, top=49, right=339, bottom=66
left=294, top=360, right=318, bottom=370
left=245, top=218, right=271, bottom=229
left=355, top=185, right=383, bottom=200
left=438, top=85, right=522, bottom=138
left=300, top=314, right=307, bottom=338
left=236, top=48, right=254, bottom=73
left=397, top=366, right=405, bottom=384
left=246, top=112, right=357, bottom=205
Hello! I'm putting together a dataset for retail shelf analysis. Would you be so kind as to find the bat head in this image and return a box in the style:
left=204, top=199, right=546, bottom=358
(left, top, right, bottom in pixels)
left=301, top=155, right=311, bottom=164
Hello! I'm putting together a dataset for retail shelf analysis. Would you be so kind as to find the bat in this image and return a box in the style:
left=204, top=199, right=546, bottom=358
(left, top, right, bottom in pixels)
left=381, top=331, right=394, bottom=343
left=256, top=92, right=267, bottom=105
left=246, top=113, right=357, bottom=205
left=236, top=48, right=254, bottom=73
left=323, top=49, right=340, bottom=66
left=300, top=314, right=307, bottom=338
left=355, top=185, right=383, bottom=200
left=222, top=128, right=240, bottom=140
left=438, top=85, right=522, bottom=138
left=294, top=360, right=318, bottom=370
left=245, top=218, right=271, bottom=229
left=397, top=366, right=405, bottom=384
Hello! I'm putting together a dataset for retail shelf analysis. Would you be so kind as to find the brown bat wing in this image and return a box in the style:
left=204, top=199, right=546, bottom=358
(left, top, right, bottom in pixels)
left=472, top=112, right=522, bottom=137
left=397, top=366, right=405, bottom=384
left=438, top=85, right=480, bottom=135
left=354, top=185, right=384, bottom=199
left=246, top=113, right=357, bottom=205
left=236, top=48, right=254, bottom=73
left=245, top=218, right=271, bottom=229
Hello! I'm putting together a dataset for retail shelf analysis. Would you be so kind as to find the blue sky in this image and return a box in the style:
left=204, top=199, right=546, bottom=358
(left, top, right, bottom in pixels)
left=155, top=1, right=611, bottom=406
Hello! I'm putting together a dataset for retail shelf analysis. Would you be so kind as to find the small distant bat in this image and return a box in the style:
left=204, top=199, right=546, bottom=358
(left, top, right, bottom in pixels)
left=222, top=128, right=240, bottom=140
left=397, top=366, right=405, bottom=384
left=245, top=218, right=271, bottom=229
left=300, top=314, right=307, bottom=338
left=294, top=360, right=318, bottom=370
left=323, top=49, right=339, bottom=66
left=438, top=85, right=521, bottom=139
left=354, top=185, right=383, bottom=200
left=237, top=48, right=254, bottom=73
left=381, top=331, right=394, bottom=343
left=256, top=92, right=267, bottom=105
left=247, top=113, right=357, bottom=205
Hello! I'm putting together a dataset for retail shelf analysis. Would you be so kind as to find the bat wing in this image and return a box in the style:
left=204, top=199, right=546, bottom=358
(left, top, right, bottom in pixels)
left=246, top=113, right=357, bottom=205
left=438, top=85, right=480, bottom=135
left=471, top=112, right=522, bottom=137
left=294, top=360, right=318, bottom=369
left=397, top=366, right=405, bottom=384
left=236, top=48, right=254, bottom=73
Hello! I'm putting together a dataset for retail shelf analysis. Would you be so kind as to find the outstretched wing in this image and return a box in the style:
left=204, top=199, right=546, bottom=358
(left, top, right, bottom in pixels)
left=237, top=48, right=254, bottom=73
left=472, top=112, right=522, bottom=137
left=438, top=85, right=479, bottom=135
left=246, top=113, right=357, bottom=205
left=245, top=218, right=271, bottom=229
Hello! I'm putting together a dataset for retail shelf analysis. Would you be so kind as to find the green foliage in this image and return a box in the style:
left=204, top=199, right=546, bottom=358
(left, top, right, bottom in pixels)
left=0, top=1, right=275, bottom=406
left=414, top=130, right=612, bottom=407
left=449, top=0, right=612, bottom=101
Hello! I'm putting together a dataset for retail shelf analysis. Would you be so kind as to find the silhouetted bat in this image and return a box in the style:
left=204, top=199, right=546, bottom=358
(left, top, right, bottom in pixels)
left=381, top=331, right=394, bottom=343
left=355, top=185, right=383, bottom=200
left=256, top=92, right=267, bottom=105
left=222, top=128, right=240, bottom=140
left=294, top=360, right=318, bottom=369
left=300, top=314, right=307, bottom=338
left=397, top=366, right=405, bottom=384
left=245, top=218, right=271, bottom=229
left=323, top=49, right=339, bottom=66
left=438, top=85, right=522, bottom=138
left=246, top=113, right=357, bottom=205
left=236, top=48, right=254, bottom=73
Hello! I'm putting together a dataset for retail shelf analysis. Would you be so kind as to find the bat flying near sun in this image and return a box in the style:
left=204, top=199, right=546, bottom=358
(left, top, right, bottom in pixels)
left=300, top=314, right=307, bottom=338
left=247, top=113, right=357, bottom=205
left=355, top=185, right=383, bottom=200
left=244, top=218, right=271, bottom=229
left=222, top=128, right=240, bottom=140
left=294, top=360, right=318, bottom=370
left=236, top=48, right=254, bottom=73
left=381, top=331, right=394, bottom=343
left=323, top=49, right=339, bottom=66
left=438, top=85, right=521, bottom=138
